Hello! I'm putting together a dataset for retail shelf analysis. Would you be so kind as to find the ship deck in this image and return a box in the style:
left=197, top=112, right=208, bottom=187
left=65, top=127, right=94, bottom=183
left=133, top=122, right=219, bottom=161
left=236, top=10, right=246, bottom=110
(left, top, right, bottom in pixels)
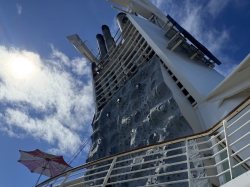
left=37, top=97, right=250, bottom=187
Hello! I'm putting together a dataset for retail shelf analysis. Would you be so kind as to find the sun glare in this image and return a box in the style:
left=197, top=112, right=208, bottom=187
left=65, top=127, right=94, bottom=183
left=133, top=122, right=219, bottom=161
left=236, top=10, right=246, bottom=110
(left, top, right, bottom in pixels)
left=9, top=56, right=35, bottom=78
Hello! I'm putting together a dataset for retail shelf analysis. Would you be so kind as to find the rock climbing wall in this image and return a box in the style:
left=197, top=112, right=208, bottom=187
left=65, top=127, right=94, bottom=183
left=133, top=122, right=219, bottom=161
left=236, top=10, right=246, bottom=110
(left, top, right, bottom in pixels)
left=86, top=56, right=209, bottom=186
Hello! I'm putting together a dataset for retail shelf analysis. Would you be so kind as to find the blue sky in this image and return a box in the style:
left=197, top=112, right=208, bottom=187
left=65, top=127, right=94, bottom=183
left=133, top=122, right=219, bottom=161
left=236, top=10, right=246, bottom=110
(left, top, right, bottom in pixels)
left=0, top=0, right=249, bottom=186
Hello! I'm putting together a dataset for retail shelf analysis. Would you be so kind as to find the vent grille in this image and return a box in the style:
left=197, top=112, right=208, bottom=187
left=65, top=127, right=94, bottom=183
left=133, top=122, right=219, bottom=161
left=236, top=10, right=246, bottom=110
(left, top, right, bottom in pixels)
left=157, top=56, right=197, bottom=107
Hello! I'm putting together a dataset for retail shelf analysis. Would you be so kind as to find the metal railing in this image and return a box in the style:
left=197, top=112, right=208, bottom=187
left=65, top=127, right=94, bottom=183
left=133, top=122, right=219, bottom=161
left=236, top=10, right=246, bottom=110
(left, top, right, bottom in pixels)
left=83, top=40, right=99, bottom=60
left=37, top=98, right=250, bottom=187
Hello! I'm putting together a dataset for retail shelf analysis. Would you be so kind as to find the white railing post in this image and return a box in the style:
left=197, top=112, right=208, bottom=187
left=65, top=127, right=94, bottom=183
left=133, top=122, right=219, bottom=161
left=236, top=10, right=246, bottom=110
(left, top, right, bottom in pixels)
left=101, top=157, right=117, bottom=187
left=186, top=140, right=192, bottom=187
left=223, top=120, right=235, bottom=180
left=59, top=171, right=72, bottom=187
left=211, top=136, right=226, bottom=185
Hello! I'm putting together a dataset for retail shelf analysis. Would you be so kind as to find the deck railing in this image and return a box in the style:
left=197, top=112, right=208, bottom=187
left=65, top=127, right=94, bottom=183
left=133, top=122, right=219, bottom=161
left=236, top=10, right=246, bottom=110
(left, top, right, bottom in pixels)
left=37, top=98, right=250, bottom=187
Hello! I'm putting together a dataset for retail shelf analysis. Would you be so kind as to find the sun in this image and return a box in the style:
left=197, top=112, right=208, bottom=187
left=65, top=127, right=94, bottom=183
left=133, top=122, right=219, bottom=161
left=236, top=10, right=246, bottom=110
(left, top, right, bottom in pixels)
left=9, top=56, right=35, bottom=78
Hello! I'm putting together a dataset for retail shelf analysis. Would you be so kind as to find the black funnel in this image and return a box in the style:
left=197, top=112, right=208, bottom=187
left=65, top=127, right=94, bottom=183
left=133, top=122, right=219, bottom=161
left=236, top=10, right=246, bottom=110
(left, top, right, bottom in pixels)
left=116, top=13, right=127, bottom=32
left=96, top=34, right=107, bottom=59
left=102, top=25, right=115, bottom=51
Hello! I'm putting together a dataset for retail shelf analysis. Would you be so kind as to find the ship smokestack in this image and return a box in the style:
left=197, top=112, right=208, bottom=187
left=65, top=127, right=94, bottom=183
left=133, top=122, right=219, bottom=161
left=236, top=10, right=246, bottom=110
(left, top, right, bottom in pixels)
left=102, top=25, right=115, bottom=51
left=96, top=34, right=107, bottom=59
left=116, top=13, right=127, bottom=32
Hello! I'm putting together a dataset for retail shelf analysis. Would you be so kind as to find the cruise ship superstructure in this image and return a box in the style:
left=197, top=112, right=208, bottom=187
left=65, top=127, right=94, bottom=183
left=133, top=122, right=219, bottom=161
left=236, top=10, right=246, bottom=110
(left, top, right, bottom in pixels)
left=37, top=0, right=250, bottom=187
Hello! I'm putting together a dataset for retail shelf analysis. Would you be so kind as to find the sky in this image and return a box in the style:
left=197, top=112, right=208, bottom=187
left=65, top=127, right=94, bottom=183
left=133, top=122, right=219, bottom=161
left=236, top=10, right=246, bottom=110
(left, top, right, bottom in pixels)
left=0, top=0, right=249, bottom=186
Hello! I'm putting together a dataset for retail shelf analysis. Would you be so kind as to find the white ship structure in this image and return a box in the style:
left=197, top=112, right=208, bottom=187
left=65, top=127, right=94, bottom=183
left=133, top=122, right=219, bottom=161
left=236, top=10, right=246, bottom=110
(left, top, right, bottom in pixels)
left=37, top=0, right=250, bottom=187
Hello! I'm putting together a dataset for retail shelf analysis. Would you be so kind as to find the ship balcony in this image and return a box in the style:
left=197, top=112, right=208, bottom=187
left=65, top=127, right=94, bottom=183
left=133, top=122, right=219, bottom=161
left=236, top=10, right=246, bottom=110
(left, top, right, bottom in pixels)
left=37, top=98, right=250, bottom=187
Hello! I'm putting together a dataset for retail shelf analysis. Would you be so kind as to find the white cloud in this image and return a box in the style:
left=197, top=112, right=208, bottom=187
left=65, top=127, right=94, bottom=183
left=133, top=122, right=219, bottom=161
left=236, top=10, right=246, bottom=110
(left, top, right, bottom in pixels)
left=206, top=0, right=230, bottom=18
left=0, top=45, right=94, bottom=155
left=150, top=0, right=166, bottom=11
left=150, top=0, right=235, bottom=77
left=71, top=56, right=91, bottom=76
left=16, top=3, right=22, bottom=15
left=215, top=62, right=238, bottom=77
